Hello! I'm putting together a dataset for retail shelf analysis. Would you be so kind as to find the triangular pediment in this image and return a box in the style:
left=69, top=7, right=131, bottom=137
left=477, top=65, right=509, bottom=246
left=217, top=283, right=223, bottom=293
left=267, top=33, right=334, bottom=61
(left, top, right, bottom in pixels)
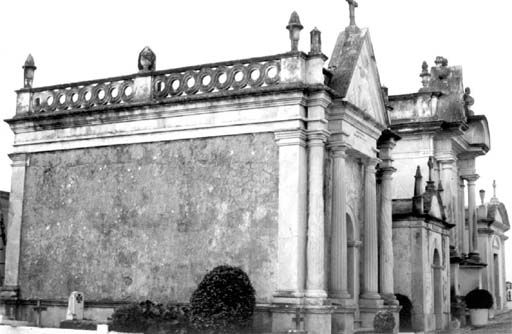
left=428, top=195, right=443, bottom=220
left=344, top=36, right=389, bottom=127
left=328, top=29, right=389, bottom=128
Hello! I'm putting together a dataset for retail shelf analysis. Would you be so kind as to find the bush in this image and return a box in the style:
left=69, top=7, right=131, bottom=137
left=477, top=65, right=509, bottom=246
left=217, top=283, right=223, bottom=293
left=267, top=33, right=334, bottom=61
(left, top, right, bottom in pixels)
left=110, top=300, right=189, bottom=333
left=465, top=289, right=493, bottom=309
left=189, top=265, right=256, bottom=331
left=373, top=310, right=395, bottom=333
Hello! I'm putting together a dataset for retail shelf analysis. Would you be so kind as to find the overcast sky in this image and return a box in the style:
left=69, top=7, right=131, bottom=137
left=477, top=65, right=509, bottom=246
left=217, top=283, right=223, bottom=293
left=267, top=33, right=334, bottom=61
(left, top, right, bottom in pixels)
left=0, top=1, right=511, bottom=280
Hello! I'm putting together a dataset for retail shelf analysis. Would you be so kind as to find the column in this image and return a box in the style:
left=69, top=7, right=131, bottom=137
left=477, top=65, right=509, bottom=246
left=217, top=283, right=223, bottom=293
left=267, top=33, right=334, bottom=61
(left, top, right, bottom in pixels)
left=361, top=158, right=381, bottom=301
left=328, top=143, right=350, bottom=300
left=378, top=142, right=397, bottom=304
left=274, top=130, right=308, bottom=300
left=466, top=175, right=479, bottom=259
left=1, top=153, right=28, bottom=299
left=305, top=130, right=328, bottom=299
left=458, top=178, right=467, bottom=256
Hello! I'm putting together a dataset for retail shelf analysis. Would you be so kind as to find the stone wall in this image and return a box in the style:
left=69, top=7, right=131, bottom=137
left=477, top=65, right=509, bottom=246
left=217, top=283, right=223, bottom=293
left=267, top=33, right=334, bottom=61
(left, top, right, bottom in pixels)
left=19, top=133, right=278, bottom=303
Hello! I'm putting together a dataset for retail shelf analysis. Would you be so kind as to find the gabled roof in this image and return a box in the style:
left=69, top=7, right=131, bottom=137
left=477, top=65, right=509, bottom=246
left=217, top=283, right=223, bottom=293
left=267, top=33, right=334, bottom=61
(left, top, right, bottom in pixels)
left=327, top=27, right=389, bottom=128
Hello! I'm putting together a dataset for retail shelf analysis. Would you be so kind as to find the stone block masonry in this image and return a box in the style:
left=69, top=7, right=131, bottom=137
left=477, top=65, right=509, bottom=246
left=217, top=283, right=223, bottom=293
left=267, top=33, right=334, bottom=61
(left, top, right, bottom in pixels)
left=19, top=134, right=278, bottom=303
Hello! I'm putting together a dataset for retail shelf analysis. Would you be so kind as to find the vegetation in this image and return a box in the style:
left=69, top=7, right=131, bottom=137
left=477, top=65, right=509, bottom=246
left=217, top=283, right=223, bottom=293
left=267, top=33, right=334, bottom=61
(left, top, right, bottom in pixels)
left=465, top=289, right=493, bottom=309
left=189, top=265, right=256, bottom=331
left=373, top=310, right=396, bottom=333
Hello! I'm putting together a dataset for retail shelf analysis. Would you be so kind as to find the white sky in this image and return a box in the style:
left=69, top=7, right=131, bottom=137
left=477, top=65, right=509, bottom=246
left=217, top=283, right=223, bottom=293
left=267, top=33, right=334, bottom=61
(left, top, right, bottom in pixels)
left=0, top=1, right=511, bottom=281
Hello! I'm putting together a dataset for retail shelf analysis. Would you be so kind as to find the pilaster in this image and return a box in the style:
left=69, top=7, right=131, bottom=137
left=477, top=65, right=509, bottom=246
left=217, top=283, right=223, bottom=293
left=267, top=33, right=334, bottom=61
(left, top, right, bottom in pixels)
left=464, top=174, right=480, bottom=261
left=377, top=140, right=397, bottom=305
left=360, top=157, right=383, bottom=306
left=273, top=130, right=308, bottom=302
left=327, top=142, right=351, bottom=302
left=458, top=178, right=467, bottom=256
left=305, top=130, right=329, bottom=301
left=1, top=154, right=29, bottom=298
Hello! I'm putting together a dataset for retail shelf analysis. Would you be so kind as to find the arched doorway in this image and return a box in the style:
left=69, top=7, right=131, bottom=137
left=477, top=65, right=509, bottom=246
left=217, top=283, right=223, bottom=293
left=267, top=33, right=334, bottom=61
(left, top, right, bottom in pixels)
left=492, top=237, right=501, bottom=309
left=433, top=249, right=442, bottom=330
left=395, top=294, right=413, bottom=332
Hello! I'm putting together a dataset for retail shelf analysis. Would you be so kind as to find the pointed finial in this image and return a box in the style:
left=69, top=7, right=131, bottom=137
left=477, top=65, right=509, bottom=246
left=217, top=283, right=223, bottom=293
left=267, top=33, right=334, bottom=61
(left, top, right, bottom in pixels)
left=435, top=56, right=448, bottom=67
left=22, top=54, right=37, bottom=88
left=479, top=189, right=485, bottom=206
left=346, top=0, right=359, bottom=27
left=493, top=180, right=496, bottom=197
left=309, top=27, right=322, bottom=55
left=419, top=61, right=431, bottom=90
left=438, top=180, right=444, bottom=192
left=286, top=11, right=304, bottom=52
left=427, top=156, right=434, bottom=182
left=414, top=166, right=423, bottom=197
left=138, top=46, right=156, bottom=72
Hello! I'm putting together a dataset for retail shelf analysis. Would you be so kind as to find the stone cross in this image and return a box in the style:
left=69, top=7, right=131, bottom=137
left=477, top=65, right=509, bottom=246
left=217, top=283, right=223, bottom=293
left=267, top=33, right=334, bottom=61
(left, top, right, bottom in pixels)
left=66, top=291, right=84, bottom=320
left=493, top=180, right=497, bottom=198
left=346, top=0, right=359, bottom=26
left=292, top=307, right=304, bottom=330
left=33, top=299, right=47, bottom=327
left=427, top=156, right=434, bottom=182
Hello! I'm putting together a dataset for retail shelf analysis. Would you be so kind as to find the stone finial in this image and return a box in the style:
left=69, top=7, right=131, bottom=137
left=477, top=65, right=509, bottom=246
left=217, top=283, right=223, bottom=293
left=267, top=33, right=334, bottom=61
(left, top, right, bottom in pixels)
left=438, top=180, right=444, bottom=192
left=22, top=54, right=37, bottom=88
left=419, top=61, right=431, bottom=89
left=286, top=11, right=304, bottom=52
left=413, top=166, right=423, bottom=214
left=479, top=189, right=485, bottom=205
left=138, top=46, right=156, bottom=72
left=463, top=87, right=475, bottom=117
left=309, top=27, right=322, bottom=55
left=491, top=180, right=499, bottom=204
left=434, top=56, right=449, bottom=80
left=414, top=166, right=422, bottom=197
left=346, top=0, right=359, bottom=27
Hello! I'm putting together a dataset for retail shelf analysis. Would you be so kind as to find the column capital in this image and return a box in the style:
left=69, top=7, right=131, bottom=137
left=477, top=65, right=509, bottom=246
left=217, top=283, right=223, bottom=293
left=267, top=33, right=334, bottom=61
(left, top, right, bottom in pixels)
left=327, top=141, right=349, bottom=157
left=8, top=153, right=28, bottom=167
left=378, top=166, right=396, bottom=178
left=275, top=130, right=307, bottom=147
left=363, top=157, right=380, bottom=170
left=462, top=174, right=480, bottom=183
left=307, top=130, right=330, bottom=147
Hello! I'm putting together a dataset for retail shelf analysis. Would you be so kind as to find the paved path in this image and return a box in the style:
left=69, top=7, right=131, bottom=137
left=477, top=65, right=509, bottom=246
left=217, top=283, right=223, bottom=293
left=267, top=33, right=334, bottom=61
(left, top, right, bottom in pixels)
left=470, top=310, right=512, bottom=334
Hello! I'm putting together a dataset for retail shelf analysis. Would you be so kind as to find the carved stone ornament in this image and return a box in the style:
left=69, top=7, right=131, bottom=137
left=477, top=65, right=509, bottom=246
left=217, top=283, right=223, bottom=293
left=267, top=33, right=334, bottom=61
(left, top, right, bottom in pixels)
left=138, top=46, right=156, bottom=72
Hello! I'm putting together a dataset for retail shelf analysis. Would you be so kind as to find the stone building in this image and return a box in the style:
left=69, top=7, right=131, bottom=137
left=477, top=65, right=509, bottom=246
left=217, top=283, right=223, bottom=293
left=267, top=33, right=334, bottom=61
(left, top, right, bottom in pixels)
left=387, top=56, right=508, bottom=332
left=475, top=183, right=509, bottom=311
left=0, top=3, right=508, bottom=334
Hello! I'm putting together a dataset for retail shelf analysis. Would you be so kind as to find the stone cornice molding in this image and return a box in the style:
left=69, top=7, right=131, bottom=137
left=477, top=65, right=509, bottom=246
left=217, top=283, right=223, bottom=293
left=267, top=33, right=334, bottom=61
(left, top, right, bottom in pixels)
left=275, top=130, right=307, bottom=147
left=306, top=91, right=332, bottom=109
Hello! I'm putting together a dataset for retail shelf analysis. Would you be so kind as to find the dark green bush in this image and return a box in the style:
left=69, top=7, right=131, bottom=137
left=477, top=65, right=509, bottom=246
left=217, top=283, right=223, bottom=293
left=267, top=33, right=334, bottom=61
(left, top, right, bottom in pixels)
left=189, top=265, right=256, bottom=331
left=373, top=310, right=395, bottom=333
left=465, top=289, right=493, bottom=309
left=110, top=300, right=189, bottom=333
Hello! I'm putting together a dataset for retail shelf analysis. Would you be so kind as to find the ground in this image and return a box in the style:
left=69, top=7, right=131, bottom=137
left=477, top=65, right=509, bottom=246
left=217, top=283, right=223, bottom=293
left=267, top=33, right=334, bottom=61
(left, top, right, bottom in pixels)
left=470, top=309, right=512, bottom=334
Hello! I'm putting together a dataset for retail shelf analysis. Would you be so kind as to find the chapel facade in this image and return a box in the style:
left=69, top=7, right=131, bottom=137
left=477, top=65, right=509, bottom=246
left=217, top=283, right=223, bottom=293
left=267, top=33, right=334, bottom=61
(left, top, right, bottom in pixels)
left=0, top=3, right=508, bottom=334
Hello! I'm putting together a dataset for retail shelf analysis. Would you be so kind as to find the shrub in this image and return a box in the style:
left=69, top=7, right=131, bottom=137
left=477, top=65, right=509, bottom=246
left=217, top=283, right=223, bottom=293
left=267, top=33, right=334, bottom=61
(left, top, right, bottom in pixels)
left=110, top=300, right=190, bottom=333
left=373, top=310, right=396, bottom=333
left=189, top=265, right=256, bottom=331
left=465, top=289, right=493, bottom=309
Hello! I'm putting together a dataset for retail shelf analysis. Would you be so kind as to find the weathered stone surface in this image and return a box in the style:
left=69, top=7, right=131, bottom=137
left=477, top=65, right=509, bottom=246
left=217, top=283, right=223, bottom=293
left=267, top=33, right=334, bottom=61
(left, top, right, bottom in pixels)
left=19, top=133, right=278, bottom=303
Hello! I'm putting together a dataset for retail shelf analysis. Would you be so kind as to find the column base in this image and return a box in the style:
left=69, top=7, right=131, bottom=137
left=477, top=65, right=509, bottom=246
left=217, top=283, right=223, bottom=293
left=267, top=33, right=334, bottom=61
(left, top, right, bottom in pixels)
left=328, top=290, right=351, bottom=300
left=304, top=290, right=328, bottom=299
left=273, top=290, right=305, bottom=305
left=360, top=291, right=381, bottom=300
left=380, top=293, right=399, bottom=305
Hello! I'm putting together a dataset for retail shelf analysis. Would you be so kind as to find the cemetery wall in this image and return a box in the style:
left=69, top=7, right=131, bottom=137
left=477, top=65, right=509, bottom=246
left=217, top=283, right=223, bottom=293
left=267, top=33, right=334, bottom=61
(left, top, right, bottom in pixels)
left=18, top=133, right=279, bottom=303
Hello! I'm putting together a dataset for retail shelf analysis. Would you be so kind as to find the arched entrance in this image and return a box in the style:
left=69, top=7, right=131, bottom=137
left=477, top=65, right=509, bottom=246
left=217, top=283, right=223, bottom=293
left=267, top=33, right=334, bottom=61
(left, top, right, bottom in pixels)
left=395, top=294, right=413, bottom=331
left=433, top=249, right=442, bottom=330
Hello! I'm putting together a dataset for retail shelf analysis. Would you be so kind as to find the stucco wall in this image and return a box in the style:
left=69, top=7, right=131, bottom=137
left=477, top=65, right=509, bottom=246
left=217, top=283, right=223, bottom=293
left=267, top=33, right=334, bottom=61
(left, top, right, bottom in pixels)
left=19, top=133, right=278, bottom=303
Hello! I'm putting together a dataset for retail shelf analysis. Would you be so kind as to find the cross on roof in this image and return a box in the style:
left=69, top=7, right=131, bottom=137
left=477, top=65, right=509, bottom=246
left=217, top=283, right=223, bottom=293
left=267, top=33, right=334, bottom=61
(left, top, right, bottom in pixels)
left=346, top=0, right=359, bottom=26
left=493, top=180, right=497, bottom=198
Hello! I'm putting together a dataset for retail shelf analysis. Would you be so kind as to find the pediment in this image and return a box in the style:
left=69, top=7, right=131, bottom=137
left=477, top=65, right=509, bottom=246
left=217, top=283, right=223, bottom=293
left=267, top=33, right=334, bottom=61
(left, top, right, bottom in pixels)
left=428, top=195, right=443, bottom=220
left=343, top=34, right=389, bottom=128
